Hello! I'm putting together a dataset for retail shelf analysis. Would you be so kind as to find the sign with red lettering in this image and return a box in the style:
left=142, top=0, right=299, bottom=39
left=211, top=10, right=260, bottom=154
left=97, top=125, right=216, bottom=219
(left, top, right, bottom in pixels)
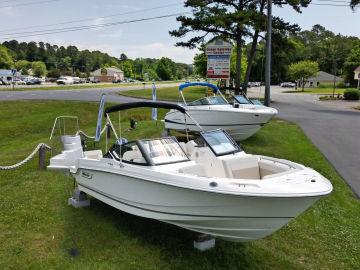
left=206, top=40, right=232, bottom=79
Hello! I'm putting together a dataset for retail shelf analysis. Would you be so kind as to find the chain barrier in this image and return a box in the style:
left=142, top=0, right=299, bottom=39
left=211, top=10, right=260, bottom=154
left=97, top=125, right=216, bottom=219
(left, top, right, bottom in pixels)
left=0, top=143, right=51, bottom=171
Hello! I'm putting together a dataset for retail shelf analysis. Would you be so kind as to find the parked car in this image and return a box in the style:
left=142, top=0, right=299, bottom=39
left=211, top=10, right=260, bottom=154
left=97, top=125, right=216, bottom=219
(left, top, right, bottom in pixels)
left=72, top=77, right=81, bottom=84
left=0, top=78, right=11, bottom=85
left=89, top=77, right=100, bottom=83
left=56, top=76, right=74, bottom=85
left=112, top=79, right=122, bottom=83
left=280, top=82, right=296, bottom=88
left=26, top=78, right=42, bottom=85
left=13, top=78, right=26, bottom=85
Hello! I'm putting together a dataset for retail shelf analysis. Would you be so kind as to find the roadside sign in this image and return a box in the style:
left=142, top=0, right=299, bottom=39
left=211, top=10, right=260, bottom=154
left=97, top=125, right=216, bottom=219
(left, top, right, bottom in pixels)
left=207, top=55, right=230, bottom=79
left=206, top=40, right=232, bottom=79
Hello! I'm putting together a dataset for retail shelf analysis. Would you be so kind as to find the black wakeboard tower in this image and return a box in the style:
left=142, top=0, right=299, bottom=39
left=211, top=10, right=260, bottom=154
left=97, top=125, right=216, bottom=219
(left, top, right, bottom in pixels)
left=104, top=101, right=203, bottom=133
left=104, top=101, right=186, bottom=115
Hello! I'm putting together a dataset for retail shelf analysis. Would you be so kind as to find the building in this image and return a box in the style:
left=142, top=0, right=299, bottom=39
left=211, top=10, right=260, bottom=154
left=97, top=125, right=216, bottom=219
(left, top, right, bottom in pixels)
left=0, top=69, right=14, bottom=81
left=91, top=67, right=124, bottom=82
left=354, top=66, right=360, bottom=89
left=300, top=71, right=343, bottom=88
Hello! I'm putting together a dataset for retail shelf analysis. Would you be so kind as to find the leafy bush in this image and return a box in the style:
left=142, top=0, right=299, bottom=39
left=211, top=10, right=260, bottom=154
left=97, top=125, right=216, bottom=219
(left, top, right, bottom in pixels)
left=318, top=83, right=333, bottom=88
left=343, top=89, right=360, bottom=100
left=336, top=81, right=346, bottom=88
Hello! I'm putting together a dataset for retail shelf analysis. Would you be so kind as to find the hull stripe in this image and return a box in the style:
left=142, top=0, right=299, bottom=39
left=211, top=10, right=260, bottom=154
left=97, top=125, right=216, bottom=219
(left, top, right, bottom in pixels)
left=164, top=119, right=265, bottom=127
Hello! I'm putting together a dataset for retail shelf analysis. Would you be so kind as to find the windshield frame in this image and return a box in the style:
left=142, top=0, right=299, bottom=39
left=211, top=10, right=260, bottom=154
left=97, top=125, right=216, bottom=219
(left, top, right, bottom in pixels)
left=200, top=130, right=241, bottom=156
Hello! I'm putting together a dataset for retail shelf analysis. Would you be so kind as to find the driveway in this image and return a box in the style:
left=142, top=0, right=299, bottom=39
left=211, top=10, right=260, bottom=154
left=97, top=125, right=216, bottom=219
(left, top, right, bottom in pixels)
left=254, top=87, right=360, bottom=197
left=0, top=84, right=359, bottom=197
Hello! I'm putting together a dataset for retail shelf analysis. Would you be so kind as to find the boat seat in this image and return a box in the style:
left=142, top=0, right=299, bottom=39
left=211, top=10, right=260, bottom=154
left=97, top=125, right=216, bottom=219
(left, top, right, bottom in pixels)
left=84, top=150, right=102, bottom=160
left=123, top=150, right=146, bottom=164
left=185, top=141, right=197, bottom=156
left=222, top=156, right=260, bottom=179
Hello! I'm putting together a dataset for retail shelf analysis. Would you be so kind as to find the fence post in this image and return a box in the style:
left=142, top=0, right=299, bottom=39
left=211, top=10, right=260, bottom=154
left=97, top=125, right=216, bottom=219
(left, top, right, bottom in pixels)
left=38, top=145, right=46, bottom=170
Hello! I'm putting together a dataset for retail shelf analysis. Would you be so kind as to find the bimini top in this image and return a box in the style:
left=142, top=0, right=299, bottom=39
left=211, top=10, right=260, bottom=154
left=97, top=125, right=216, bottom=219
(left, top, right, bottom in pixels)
left=104, top=101, right=186, bottom=115
left=179, top=82, right=220, bottom=93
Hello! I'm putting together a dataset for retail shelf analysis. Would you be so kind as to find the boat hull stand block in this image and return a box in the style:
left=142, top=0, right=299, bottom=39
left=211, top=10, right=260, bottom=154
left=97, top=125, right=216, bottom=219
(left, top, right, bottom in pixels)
left=193, top=234, right=216, bottom=251
left=68, top=187, right=90, bottom=208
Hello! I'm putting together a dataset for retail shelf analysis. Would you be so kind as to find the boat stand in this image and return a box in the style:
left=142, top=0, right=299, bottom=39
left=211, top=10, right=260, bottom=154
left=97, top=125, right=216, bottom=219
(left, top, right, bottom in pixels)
left=193, top=234, right=216, bottom=251
left=68, top=187, right=90, bottom=208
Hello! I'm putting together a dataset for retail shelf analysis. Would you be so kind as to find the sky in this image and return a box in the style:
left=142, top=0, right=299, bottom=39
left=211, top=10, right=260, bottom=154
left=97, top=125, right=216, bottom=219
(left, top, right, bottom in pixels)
left=0, top=0, right=358, bottom=64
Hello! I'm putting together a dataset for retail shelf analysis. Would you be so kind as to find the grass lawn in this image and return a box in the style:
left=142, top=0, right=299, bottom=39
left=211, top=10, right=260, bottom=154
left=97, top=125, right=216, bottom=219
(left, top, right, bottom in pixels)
left=0, top=81, right=179, bottom=92
left=120, top=86, right=212, bottom=102
left=282, top=88, right=346, bottom=95
left=0, top=101, right=359, bottom=269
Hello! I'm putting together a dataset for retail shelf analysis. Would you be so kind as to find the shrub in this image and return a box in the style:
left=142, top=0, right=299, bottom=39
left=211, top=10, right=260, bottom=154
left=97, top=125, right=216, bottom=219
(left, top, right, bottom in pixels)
left=336, top=81, right=346, bottom=88
left=318, top=83, right=333, bottom=88
left=343, top=89, right=360, bottom=100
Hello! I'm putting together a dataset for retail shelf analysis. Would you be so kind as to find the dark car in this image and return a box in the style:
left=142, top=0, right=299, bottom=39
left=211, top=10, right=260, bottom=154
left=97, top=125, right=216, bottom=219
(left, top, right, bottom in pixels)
left=26, top=78, right=42, bottom=85
left=112, top=79, right=122, bottom=83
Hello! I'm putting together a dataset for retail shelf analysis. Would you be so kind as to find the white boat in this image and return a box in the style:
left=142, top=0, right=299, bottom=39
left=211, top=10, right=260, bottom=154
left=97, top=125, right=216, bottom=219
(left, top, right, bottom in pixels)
left=48, top=101, right=332, bottom=242
left=164, top=82, right=278, bottom=141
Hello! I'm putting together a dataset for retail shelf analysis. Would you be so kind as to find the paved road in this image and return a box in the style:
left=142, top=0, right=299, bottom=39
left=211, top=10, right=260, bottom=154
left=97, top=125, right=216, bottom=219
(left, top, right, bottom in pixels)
left=0, top=83, right=177, bottom=103
left=0, top=85, right=359, bottom=197
left=267, top=87, right=360, bottom=197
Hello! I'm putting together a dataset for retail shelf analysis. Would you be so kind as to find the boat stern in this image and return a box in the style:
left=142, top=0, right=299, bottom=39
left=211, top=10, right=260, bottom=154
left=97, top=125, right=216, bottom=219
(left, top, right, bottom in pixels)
left=48, top=135, right=84, bottom=173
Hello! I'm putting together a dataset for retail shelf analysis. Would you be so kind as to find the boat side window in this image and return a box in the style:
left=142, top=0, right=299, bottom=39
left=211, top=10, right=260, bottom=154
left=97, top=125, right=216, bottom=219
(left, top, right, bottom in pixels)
left=105, top=141, right=147, bottom=165
left=140, top=138, right=189, bottom=165
left=187, top=96, right=227, bottom=106
left=187, top=97, right=210, bottom=106
left=120, top=142, right=147, bottom=164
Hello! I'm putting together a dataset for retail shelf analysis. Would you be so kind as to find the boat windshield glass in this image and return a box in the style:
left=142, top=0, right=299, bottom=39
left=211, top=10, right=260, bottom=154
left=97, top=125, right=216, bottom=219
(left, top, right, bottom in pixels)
left=201, top=130, right=240, bottom=156
left=232, top=95, right=251, bottom=104
left=187, top=96, right=227, bottom=106
left=250, top=99, right=263, bottom=105
left=140, top=137, right=189, bottom=165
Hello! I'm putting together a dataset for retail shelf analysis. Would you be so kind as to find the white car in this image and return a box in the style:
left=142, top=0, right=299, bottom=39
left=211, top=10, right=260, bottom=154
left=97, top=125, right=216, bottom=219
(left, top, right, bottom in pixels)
left=56, top=77, right=74, bottom=85
left=280, top=82, right=296, bottom=88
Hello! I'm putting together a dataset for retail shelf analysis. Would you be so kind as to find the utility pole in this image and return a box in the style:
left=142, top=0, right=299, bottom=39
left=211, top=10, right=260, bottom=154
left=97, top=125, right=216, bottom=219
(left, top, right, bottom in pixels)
left=332, top=58, right=337, bottom=98
left=264, top=0, right=272, bottom=107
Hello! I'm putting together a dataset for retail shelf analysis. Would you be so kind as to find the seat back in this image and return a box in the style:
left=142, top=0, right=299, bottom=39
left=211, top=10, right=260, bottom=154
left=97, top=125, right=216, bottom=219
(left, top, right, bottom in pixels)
left=222, top=155, right=260, bottom=179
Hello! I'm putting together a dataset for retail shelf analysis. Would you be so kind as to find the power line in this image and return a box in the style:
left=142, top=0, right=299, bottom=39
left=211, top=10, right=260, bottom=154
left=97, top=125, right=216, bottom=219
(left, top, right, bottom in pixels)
left=0, top=2, right=183, bottom=34
left=0, top=12, right=190, bottom=40
left=310, top=2, right=354, bottom=6
left=313, top=0, right=350, bottom=2
left=0, top=0, right=60, bottom=8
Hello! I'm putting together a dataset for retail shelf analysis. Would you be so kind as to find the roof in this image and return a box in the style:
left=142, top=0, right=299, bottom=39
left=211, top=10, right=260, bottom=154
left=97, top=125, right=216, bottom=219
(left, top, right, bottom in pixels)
left=0, top=69, right=13, bottom=76
left=308, top=71, right=343, bottom=82
left=354, top=66, right=360, bottom=72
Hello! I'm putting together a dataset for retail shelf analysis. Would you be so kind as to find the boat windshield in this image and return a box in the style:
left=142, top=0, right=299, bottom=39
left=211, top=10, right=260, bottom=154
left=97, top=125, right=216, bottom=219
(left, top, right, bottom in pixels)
left=201, top=130, right=240, bottom=156
left=250, top=99, right=263, bottom=105
left=140, top=137, right=189, bottom=165
left=232, top=95, right=251, bottom=104
left=187, top=96, right=227, bottom=106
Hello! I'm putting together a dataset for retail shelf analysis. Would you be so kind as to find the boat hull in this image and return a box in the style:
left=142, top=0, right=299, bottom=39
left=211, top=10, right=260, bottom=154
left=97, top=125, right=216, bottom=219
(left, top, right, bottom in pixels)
left=165, top=106, right=276, bottom=141
left=75, top=168, right=320, bottom=242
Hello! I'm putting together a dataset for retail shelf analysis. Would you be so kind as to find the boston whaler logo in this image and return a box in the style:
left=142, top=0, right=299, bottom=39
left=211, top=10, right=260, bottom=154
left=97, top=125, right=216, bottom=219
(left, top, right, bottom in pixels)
left=81, top=171, right=93, bottom=180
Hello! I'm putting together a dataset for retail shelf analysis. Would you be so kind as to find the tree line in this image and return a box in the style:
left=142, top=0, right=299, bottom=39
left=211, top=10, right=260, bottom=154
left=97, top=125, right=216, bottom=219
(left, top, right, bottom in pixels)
left=0, top=41, right=193, bottom=80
